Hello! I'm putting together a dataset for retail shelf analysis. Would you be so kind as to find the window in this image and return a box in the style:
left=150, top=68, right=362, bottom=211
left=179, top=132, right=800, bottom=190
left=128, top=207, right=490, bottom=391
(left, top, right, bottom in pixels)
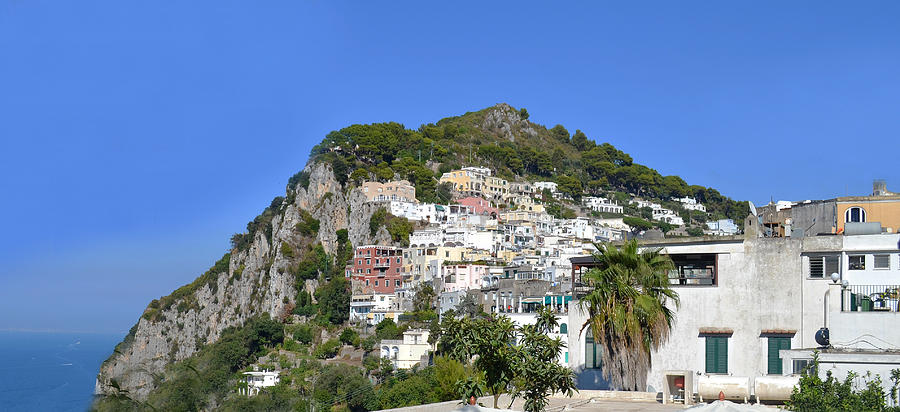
left=668, top=254, right=717, bottom=286
left=849, top=255, right=866, bottom=270
left=808, top=255, right=840, bottom=278
left=793, top=359, right=816, bottom=376
left=845, top=207, right=867, bottom=223
left=565, top=351, right=569, bottom=363
left=875, top=255, right=890, bottom=270
left=395, top=280, right=401, bottom=287
left=585, top=334, right=602, bottom=369
left=768, top=337, right=791, bottom=374
left=365, top=279, right=370, bottom=286
left=375, top=280, right=379, bottom=286
left=559, top=323, right=568, bottom=334
left=705, top=336, right=728, bottom=374
left=366, top=259, right=371, bottom=265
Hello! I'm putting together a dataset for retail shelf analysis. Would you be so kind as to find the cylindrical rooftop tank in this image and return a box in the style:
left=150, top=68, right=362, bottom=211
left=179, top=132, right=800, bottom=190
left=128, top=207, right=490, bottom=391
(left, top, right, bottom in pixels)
left=698, top=375, right=751, bottom=403
left=754, top=375, right=800, bottom=402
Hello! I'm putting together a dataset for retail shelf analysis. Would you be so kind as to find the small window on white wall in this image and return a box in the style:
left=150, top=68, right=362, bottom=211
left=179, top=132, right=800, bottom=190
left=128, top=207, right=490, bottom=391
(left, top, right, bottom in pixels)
left=849, top=255, right=866, bottom=270
left=874, top=255, right=890, bottom=270
left=845, top=207, right=867, bottom=223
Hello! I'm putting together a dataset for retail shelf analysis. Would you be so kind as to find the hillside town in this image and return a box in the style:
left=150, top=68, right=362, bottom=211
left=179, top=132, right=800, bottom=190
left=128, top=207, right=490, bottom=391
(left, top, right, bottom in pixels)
left=350, top=168, right=900, bottom=405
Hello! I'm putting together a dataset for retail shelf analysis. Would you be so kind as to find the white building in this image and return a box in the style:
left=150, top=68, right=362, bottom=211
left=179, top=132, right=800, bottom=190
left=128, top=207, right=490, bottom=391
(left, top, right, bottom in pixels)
left=380, top=329, right=433, bottom=369
left=534, top=181, right=558, bottom=194
left=675, top=196, right=707, bottom=213
left=706, top=219, right=739, bottom=235
left=349, top=293, right=398, bottom=325
left=240, top=370, right=280, bottom=396
left=583, top=197, right=624, bottom=214
left=565, top=234, right=900, bottom=404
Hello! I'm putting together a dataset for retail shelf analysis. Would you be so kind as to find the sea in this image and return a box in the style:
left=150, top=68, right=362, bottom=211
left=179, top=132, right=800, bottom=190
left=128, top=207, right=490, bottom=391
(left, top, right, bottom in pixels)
left=0, top=331, right=123, bottom=412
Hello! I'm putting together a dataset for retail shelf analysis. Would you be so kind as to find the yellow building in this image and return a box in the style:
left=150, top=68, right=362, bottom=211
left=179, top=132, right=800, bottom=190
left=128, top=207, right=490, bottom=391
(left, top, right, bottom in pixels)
left=837, top=195, right=900, bottom=233
left=361, top=180, right=417, bottom=203
left=439, top=167, right=509, bottom=202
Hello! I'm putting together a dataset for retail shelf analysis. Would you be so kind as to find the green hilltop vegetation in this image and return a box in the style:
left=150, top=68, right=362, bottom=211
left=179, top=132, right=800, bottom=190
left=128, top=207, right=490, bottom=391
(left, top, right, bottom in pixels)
left=95, top=104, right=750, bottom=412
left=304, top=103, right=748, bottom=225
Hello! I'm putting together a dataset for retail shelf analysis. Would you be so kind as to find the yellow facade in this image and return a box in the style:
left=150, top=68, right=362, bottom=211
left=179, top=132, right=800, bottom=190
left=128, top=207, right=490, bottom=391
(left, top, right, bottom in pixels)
left=837, top=196, right=900, bottom=233
left=439, top=168, right=510, bottom=201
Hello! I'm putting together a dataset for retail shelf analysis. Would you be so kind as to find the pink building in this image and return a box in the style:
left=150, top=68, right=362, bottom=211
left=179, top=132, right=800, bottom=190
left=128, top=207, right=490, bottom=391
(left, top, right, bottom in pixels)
left=441, top=264, right=489, bottom=292
left=455, top=197, right=499, bottom=218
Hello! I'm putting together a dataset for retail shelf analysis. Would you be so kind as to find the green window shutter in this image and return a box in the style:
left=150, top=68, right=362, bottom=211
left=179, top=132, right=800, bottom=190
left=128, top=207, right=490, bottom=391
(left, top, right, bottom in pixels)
left=716, top=337, right=728, bottom=374
left=585, top=336, right=595, bottom=369
left=768, top=338, right=791, bottom=375
left=706, top=337, right=728, bottom=374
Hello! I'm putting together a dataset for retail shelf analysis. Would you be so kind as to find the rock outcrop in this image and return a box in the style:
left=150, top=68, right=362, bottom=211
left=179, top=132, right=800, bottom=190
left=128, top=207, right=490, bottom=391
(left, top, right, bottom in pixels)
left=95, top=161, right=390, bottom=400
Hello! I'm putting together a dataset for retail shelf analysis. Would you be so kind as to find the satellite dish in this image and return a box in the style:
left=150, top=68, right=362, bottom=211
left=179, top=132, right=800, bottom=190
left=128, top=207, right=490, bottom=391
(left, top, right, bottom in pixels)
left=748, top=201, right=758, bottom=216
left=815, top=327, right=830, bottom=347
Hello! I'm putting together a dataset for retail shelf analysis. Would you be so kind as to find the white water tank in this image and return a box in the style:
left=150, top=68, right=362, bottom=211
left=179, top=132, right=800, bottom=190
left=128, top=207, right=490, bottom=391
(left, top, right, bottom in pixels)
left=754, top=375, right=800, bottom=402
left=698, top=375, right=751, bottom=403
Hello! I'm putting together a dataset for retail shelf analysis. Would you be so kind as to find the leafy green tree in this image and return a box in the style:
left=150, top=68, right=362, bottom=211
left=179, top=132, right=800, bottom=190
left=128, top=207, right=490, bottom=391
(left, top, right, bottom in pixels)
left=312, top=363, right=374, bottom=412
left=686, top=227, right=705, bottom=237
left=512, top=306, right=577, bottom=412
left=436, top=182, right=454, bottom=203
left=438, top=314, right=519, bottom=408
left=579, top=240, right=680, bottom=391
left=518, top=107, right=529, bottom=119
left=623, top=216, right=653, bottom=232
left=339, top=328, right=360, bottom=346
left=549, top=124, right=570, bottom=144
left=412, top=282, right=437, bottom=313
left=375, top=318, right=403, bottom=340
left=571, top=129, right=590, bottom=151
left=292, top=324, right=314, bottom=344
left=786, top=352, right=894, bottom=411
left=315, top=276, right=350, bottom=325
left=350, top=168, right=370, bottom=185
left=455, top=293, right=482, bottom=317
left=369, top=207, right=388, bottom=236
left=556, top=175, right=583, bottom=200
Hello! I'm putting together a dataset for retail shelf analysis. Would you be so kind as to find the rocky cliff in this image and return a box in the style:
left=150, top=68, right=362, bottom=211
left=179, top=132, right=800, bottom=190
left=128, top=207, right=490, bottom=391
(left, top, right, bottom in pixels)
left=95, top=161, right=388, bottom=400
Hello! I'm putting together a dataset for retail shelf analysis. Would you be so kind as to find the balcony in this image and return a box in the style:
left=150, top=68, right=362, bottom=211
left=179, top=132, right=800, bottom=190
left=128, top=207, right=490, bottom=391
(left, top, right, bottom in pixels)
left=844, top=285, right=900, bottom=312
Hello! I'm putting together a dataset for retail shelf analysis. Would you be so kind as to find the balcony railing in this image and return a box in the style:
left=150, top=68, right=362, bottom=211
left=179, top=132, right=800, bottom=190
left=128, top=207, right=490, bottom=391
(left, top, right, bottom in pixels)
left=844, top=285, right=900, bottom=312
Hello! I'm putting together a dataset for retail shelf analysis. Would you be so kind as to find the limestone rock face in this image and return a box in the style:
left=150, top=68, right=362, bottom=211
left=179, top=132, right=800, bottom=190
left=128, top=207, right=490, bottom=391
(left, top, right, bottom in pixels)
left=95, top=161, right=393, bottom=400
left=480, top=103, right=538, bottom=142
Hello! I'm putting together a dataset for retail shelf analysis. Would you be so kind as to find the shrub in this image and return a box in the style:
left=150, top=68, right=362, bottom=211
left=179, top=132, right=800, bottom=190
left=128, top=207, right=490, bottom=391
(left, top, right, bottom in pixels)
left=369, top=207, right=388, bottom=237
left=314, top=338, right=341, bottom=359
left=295, top=209, right=320, bottom=236
left=339, top=328, right=360, bottom=347
left=292, top=324, right=314, bottom=345
left=287, top=170, right=311, bottom=191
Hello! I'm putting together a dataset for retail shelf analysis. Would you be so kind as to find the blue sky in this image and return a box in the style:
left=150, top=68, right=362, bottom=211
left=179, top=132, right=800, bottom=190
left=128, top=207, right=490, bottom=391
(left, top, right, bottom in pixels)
left=1, top=1, right=898, bottom=333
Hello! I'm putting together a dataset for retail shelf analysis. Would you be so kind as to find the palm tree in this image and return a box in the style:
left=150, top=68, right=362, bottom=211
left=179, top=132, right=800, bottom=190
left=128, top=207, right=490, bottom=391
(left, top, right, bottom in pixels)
left=579, top=239, right=680, bottom=391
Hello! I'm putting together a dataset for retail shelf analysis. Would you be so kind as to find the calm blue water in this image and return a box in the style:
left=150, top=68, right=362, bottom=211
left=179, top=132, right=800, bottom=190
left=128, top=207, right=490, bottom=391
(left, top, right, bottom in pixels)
left=0, top=331, right=123, bottom=412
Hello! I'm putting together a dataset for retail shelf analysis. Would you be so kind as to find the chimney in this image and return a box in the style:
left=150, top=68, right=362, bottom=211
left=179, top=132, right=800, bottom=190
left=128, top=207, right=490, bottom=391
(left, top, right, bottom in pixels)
left=873, top=180, right=895, bottom=196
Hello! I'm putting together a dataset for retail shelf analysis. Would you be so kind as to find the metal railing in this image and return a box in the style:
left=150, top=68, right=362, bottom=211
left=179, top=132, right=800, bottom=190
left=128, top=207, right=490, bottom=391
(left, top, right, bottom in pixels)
left=844, top=285, right=900, bottom=312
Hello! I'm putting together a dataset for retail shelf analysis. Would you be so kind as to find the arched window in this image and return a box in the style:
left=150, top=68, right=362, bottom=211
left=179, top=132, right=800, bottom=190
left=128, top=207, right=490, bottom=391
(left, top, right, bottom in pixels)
left=845, top=207, right=867, bottom=223
left=559, top=323, right=568, bottom=334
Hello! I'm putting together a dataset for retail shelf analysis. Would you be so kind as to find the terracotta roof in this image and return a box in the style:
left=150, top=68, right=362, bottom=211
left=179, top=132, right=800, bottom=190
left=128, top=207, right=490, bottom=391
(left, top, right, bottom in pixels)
left=698, top=328, right=734, bottom=335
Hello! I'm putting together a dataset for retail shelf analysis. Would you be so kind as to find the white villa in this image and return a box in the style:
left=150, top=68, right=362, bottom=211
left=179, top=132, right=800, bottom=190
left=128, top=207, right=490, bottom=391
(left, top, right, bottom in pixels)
left=380, top=329, right=432, bottom=369
left=239, top=370, right=280, bottom=396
